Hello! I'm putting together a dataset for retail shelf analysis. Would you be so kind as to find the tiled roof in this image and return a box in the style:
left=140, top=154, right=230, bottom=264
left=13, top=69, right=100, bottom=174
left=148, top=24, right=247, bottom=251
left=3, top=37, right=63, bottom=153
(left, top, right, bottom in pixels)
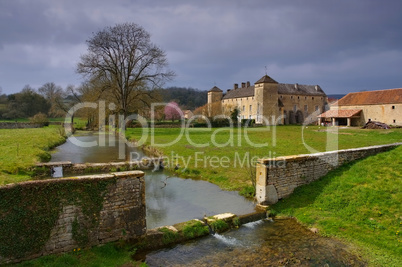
left=208, top=86, right=223, bottom=92
left=278, top=84, right=326, bottom=96
left=337, top=88, right=402, bottom=105
left=317, top=109, right=362, bottom=118
left=255, top=75, right=278, bottom=84
left=222, top=86, right=255, bottom=99
left=222, top=83, right=326, bottom=100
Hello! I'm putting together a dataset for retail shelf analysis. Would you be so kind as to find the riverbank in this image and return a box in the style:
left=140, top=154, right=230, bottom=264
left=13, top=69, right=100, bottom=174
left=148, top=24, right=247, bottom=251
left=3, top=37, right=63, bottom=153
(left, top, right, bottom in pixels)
left=0, top=126, right=66, bottom=185
left=270, top=145, right=402, bottom=266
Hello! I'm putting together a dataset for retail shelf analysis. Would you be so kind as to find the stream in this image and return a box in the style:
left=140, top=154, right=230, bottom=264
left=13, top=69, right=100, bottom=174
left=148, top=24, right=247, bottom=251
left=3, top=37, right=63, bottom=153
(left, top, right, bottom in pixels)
left=51, top=132, right=366, bottom=266
left=50, top=132, right=256, bottom=228
left=145, top=218, right=365, bottom=266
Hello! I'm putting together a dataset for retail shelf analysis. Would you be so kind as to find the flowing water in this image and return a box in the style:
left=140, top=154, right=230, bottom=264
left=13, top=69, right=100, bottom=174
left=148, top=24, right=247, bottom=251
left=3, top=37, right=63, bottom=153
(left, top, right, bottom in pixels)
left=51, top=132, right=146, bottom=163
left=50, top=132, right=256, bottom=228
left=144, top=170, right=256, bottom=229
left=144, top=218, right=366, bottom=266
left=51, top=132, right=366, bottom=266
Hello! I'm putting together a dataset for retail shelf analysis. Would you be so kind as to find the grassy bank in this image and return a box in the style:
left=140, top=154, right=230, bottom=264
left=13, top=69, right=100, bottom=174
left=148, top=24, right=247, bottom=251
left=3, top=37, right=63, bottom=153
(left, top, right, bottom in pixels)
left=271, top=145, right=402, bottom=266
left=125, top=126, right=402, bottom=194
left=0, top=126, right=66, bottom=185
left=13, top=243, right=145, bottom=267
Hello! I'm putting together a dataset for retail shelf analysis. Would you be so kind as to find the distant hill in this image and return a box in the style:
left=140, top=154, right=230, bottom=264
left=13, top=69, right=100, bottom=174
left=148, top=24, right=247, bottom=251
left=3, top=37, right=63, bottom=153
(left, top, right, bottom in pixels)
left=327, top=94, right=345, bottom=100
left=158, top=87, right=207, bottom=110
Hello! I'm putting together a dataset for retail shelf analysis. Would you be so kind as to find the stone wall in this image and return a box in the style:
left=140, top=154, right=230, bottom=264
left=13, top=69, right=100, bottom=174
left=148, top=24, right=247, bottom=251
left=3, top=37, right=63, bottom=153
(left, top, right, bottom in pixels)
left=256, top=143, right=401, bottom=204
left=0, top=171, right=146, bottom=264
left=0, top=122, right=44, bottom=129
left=34, top=158, right=163, bottom=177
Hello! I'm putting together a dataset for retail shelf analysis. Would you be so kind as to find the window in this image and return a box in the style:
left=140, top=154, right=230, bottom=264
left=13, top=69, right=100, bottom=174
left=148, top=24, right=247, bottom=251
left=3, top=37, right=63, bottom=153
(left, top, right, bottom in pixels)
left=243, top=105, right=245, bottom=112
left=304, top=105, right=308, bottom=113
left=298, top=96, right=300, bottom=99
left=394, top=119, right=396, bottom=123
left=392, top=106, right=395, bottom=109
left=249, top=105, right=252, bottom=112
left=304, top=96, right=307, bottom=100
left=291, top=96, right=293, bottom=99
left=315, top=105, right=319, bottom=112
left=293, top=105, right=297, bottom=112
left=312, top=97, right=314, bottom=100
left=280, top=95, right=283, bottom=99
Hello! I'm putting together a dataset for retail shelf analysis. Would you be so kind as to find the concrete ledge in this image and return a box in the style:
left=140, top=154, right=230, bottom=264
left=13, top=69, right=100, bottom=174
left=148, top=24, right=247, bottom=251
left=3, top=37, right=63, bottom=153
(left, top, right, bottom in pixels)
left=131, top=211, right=267, bottom=259
left=33, top=158, right=163, bottom=177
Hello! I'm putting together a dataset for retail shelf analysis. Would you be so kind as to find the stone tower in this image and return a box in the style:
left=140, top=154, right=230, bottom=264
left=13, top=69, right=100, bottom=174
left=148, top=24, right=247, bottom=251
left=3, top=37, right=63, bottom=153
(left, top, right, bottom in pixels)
left=254, top=75, right=279, bottom=125
left=207, top=86, right=223, bottom=104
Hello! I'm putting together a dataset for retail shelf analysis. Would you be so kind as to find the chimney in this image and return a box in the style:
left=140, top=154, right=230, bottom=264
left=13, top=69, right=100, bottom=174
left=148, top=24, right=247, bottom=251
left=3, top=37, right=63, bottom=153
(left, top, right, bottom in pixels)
left=294, top=83, right=299, bottom=90
left=315, top=85, right=319, bottom=91
left=234, top=83, right=238, bottom=90
left=246, top=81, right=250, bottom=87
left=241, top=82, right=246, bottom=88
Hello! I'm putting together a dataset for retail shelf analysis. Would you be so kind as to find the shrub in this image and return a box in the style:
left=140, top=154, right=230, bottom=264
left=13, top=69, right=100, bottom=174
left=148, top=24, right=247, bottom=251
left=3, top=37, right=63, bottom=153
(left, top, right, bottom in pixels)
left=241, top=119, right=255, bottom=127
left=30, top=112, right=49, bottom=126
left=211, top=118, right=231, bottom=127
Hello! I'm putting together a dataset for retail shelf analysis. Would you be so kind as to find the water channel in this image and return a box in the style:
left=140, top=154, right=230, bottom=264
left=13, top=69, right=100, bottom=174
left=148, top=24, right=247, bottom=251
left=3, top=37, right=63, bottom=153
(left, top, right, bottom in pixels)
left=51, top=132, right=366, bottom=266
left=50, top=132, right=256, bottom=228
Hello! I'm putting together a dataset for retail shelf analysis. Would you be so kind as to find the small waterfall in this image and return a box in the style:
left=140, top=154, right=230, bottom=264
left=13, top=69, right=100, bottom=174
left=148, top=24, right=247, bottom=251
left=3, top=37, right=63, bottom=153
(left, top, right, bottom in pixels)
left=243, top=218, right=272, bottom=228
left=212, top=233, right=242, bottom=246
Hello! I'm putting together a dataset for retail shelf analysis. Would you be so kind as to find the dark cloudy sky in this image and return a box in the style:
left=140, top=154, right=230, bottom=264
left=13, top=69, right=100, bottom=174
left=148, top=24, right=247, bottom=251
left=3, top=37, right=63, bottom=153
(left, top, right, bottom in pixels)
left=1, top=0, right=402, bottom=95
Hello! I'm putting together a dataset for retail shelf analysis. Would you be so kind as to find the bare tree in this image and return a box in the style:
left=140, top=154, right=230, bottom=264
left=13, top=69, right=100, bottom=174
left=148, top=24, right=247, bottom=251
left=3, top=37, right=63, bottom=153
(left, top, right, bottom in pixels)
left=77, top=22, right=175, bottom=119
left=38, top=82, right=65, bottom=117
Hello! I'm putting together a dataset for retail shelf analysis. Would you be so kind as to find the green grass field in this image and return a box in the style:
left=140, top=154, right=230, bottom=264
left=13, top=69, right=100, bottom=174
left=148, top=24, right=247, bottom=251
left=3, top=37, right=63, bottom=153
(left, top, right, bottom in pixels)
left=13, top=243, right=145, bottom=267
left=125, top=126, right=402, bottom=193
left=0, top=125, right=401, bottom=266
left=0, top=126, right=66, bottom=185
left=271, top=145, right=402, bottom=266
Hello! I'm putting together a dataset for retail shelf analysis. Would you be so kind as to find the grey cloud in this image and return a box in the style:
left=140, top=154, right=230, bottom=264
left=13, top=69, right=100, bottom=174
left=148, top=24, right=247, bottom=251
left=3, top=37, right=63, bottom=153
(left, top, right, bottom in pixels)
left=1, top=0, right=402, bottom=94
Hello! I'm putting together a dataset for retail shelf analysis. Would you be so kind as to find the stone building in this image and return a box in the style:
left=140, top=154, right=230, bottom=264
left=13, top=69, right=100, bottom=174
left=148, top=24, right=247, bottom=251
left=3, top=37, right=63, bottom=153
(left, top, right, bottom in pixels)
left=207, top=75, right=328, bottom=125
left=317, top=88, right=402, bottom=126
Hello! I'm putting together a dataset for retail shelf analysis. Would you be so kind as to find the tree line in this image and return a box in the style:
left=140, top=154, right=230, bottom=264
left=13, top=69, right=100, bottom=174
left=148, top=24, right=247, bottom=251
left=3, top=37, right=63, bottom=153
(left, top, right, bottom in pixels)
left=0, top=84, right=207, bottom=121
left=158, top=87, right=207, bottom=110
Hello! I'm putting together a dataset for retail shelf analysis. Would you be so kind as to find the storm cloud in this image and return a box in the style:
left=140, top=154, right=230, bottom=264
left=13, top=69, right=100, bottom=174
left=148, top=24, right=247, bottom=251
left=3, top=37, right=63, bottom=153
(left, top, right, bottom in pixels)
left=1, top=0, right=402, bottom=95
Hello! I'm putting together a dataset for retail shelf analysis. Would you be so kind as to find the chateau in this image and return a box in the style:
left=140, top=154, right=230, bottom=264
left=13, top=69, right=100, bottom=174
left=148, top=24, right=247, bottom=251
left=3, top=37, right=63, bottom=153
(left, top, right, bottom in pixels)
left=207, top=75, right=328, bottom=125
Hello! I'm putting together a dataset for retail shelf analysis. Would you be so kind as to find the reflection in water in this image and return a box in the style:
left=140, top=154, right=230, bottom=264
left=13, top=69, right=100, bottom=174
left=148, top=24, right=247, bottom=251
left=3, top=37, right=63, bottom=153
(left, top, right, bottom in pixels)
left=145, top=218, right=366, bottom=266
left=51, top=132, right=145, bottom=163
left=144, top=171, right=256, bottom=229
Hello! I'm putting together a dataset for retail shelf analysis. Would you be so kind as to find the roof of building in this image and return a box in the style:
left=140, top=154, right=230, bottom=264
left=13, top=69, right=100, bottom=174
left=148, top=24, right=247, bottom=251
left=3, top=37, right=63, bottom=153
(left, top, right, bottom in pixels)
left=255, top=75, right=278, bottom=84
left=336, top=88, right=402, bottom=105
left=278, top=84, right=326, bottom=96
left=208, top=86, right=223, bottom=93
left=317, top=109, right=362, bottom=118
left=222, top=86, right=255, bottom=99
left=222, top=83, right=326, bottom=100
